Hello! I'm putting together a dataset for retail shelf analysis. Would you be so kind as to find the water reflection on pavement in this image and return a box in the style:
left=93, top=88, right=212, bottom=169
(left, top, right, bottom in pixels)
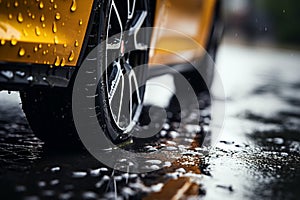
left=0, top=42, right=299, bottom=200
left=203, top=43, right=300, bottom=200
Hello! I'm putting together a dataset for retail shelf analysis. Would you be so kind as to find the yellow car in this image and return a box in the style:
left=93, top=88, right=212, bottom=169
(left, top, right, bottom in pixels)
left=0, top=0, right=222, bottom=146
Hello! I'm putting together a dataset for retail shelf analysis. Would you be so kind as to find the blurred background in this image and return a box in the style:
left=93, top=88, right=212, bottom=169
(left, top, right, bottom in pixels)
left=222, top=0, right=300, bottom=48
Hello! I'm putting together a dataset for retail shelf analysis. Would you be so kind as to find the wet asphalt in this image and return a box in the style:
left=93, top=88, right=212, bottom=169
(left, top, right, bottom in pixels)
left=0, top=42, right=300, bottom=200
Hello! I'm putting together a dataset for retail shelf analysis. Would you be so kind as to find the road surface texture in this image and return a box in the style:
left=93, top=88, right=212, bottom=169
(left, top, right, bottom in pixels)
left=0, top=41, right=299, bottom=200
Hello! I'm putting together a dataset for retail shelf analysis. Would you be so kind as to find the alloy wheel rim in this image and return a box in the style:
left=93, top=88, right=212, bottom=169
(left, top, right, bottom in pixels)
left=105, top=0, right=148, bottom=132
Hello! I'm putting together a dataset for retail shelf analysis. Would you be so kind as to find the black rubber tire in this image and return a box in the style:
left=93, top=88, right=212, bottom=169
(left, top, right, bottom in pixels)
left=20, top=88, right=80, bottom=149
left=20, top=0, right=154, bottom=148
left=95, top=0, right=153, bottom=144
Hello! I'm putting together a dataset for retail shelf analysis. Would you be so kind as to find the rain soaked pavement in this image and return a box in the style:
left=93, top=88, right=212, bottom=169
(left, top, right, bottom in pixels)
left=0, top=41, right=300, bottom=200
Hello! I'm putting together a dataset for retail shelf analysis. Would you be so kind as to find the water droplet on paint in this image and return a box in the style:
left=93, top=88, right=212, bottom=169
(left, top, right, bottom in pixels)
left=55, top=12, right=60, bottom=20
left=39, top=1, right=44, bottom=9
left=35, top=26, right=41, bottom=36
left=74, top=40, right=79, bottom=47
left=18, top=47, right=25, bottom=56
left=52, top=22, right=57, bottom=33
left=68, top=50, right=74, bottom=62
left=1, top=39, right=5, bottom=45
left=11, top=39, right=17, bottom=46
left=40, top=14, right=45, bottom=22
left=17, top=13, right=23, bottom=23
left=14, top=1, right=19, bottom=7
left=54, top=56, right=60, bottom=66
left=54, top=36, right=58, bottom=44
left=23, top=29, right=28, bottom=36
left=8, top=14, right=13, bottom=19
left=60, top=57, right=65, bottom=66
left=70, top=0, right=76, bottom=12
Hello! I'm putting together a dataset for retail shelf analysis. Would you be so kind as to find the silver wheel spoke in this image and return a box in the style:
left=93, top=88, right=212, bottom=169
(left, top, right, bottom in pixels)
left=129, top=11, right=148, bottom=50
left=108, top=61, right=122, bottom=101
left=129, top=69, right=141, bottom=105
left=106, top=0, right=123, bottom=50
left=127, top=0, right=136, bottom=19
left=116, top=73, right=124, bottom=124
left=104, top=0, right=147, bottom=132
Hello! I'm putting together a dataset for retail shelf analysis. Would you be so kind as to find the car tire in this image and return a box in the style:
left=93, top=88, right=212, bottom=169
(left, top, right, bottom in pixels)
left=20, top=0, right=154, bottom=148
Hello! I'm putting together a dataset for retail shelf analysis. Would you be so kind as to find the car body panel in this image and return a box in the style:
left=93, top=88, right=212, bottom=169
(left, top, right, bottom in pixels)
left=0, top=0, right=218, bottom=89
left=149, top=0, right=216, bottom=65
left=0, top=0, right=94, bottom=67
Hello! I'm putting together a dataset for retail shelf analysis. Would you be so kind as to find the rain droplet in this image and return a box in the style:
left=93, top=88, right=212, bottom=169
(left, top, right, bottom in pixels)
left=38, top=44, right=42, bottom=48
left=35, top=26, right=41, bottom=36
left=54, top=36, right=58, bottom=44
left=68, top=50, right=74, bottom=62
left=40, top=14, right=45, bottom=22
left=74, top=40, right=79, bottom=47
left=70, top=0, right=76, bottom=12
left=54, top=56, right=60, bottom=66
left=11, top=38, right=17, bottom=46
left=79, top=19, right=82, bottom=25
left=34, top=46, right=38, bottom=52
left=63, top=43, right=67, bottom=48
left=31, top=14, right=35, bottom=19
left=23, top=29, right=28, bottom=36
left=42, top=50, right=47, bottom=55
left=18, top=47, right=25, bottom=56
left=17, top=13, right=23, bottom=23
left=8, top=14, right=13, bottom=19
left=60, top=57, right=65, bottom=66
left=55, top=12, right=61, bottom=20
left=42, top=23, right=46, bottom=28
left=72, top=171, right=87, bottom=178
left=50, top=0, right=54, bottom=3
left=52, top=22, right=57, bottom=33
left=53, top=3, right=57, bottom=9
left=1, top=39, right=6, bottom=45
left=39, top=1, right=44, bottom=9
left=14, top=1, right=19, bottom=7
